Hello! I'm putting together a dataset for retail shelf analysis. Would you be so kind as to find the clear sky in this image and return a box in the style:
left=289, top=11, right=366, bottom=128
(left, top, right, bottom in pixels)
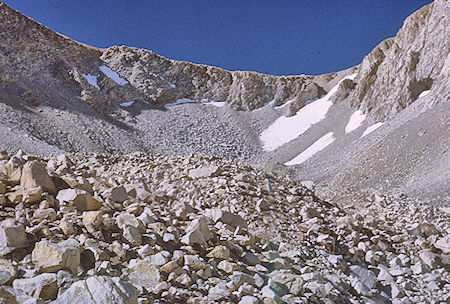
left=3, top=0, right=432, bottom=76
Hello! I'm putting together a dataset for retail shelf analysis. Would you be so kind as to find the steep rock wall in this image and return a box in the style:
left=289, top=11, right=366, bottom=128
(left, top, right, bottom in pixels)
left=349, top=0, right=449, bottom=121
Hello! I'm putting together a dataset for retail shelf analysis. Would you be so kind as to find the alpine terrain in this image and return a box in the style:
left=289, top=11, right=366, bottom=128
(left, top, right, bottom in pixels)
left=0, top=1, right=449, bottom=303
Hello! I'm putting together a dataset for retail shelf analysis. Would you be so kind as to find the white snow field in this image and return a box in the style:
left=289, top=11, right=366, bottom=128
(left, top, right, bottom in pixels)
left=260, top=74, right=356, bottom=151
left=285, top=132, right=335, bottom=166
left=99, top=65, right=128, bottom=85
left=345, top=110, right=367, bottom=134
left=361, top=122, right=384, bottom=138
left=82, top=74, right=100, bottom=89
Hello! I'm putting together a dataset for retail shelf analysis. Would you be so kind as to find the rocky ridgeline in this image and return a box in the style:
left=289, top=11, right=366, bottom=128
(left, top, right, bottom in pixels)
left=0, top=151, right=447, bottom=303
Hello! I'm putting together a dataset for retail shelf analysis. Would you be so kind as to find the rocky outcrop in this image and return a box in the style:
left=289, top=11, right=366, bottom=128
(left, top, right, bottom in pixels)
left=100, top=46, right=341, bottom=110
left=349, top=0, right=449, bottom=121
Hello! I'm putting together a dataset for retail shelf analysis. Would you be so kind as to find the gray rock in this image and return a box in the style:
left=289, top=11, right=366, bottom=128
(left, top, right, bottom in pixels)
left=180, top=217, right=211, bottom=245
left=0, top=258, right=16, bottom=284
left=0, top=221, right=27, bottom=256
left=209, top=208, right=247, bottom=228
left=13, top=273, right=58, bottom=301
left=349, top=265, right=377, bottom=289
left=52, top=276, right=138, bottom=304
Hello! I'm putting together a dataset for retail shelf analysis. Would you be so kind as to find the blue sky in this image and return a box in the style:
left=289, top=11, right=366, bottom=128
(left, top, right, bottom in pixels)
left=3, top=0, right=432, bottom=76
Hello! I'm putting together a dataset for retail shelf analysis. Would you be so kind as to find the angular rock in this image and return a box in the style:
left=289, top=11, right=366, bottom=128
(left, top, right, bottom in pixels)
left=209, top=208, right=247, bottom=228
left=0, top=258, right=17, bottom=284
left=184, top=255, right=206, bottom=270
left=20, top=161, right=56, bottom=194
left=180, top=217, right=211, bottom=246
left=0, top=221, right=27, bottom=256
left=123, top=225, right=142, bottom=246
left=434, top=235, right=450, bottom=254
left=6, top=187, right=43, bottom=204
left=116, top=213, right=144, bottom=232
left=31, top=239, right=80, bottom=274
left=82, top=211, right=103, bottom=234
left=13, top=273, right=58, bottom=300
left=349, top=265, right=377, bottom=289
left=206, top=245, right=230, bottom=260
left=53, top=276, right=138, bottom=304
left=419, top=250, right=440, bottom=269
left=128, top=261, right=161, bottom=290
left=56, top=189, right=102, bottom=211
left=104, top=186, right=128, bottom=203
left=59, top=218, right=77, bottom=236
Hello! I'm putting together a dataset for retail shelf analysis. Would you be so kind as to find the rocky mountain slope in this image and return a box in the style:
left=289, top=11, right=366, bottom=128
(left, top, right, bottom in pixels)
left=0, top=151, right=448, bottom=303
left=0, top=1, right=449, bottom=303
left=0, top=0, right=449, bottom=206
left=1, top=0, right=448, bottom=204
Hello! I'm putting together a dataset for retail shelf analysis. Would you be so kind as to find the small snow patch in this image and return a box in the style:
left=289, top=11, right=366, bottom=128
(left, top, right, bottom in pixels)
left=82, top=74, right=99, bottom=89
left=418, top=90, right=430, bottom=98
left=345, top=110, right=367, bottom=134
left=206, top=101, right=227, bottom=107
left=99, top=65, right=128, bottom=85
left=166, top=98, right=196, bottom=107
left=260, top=73, right=356, bottom=151
left=120, top=101, right=134, bottom=107
left=361, top=122, right=384, bottom=138
left=169, top=83, right=176, bottom=88
left=285, top=132, right=335, bottom=166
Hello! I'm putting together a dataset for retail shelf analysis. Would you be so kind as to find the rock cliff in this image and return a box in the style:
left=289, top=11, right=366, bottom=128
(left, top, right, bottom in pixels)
left=348, top=0, right=449, bottom=121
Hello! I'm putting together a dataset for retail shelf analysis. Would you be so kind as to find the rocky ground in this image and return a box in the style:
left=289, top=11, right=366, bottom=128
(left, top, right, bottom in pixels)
left=0, top=150, right=448, bottom=303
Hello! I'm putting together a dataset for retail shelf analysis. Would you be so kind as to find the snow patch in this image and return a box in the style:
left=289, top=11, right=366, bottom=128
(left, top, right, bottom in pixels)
left=345, top=110, right=367, bottom=134
left=285, top=132, right=335, bottom=166
left=206, top=101, right=227, bottom=107
left=99, top=65, right=128, bottom=85
left=418, top=90, right=430, bottom=98
left=120, top=101, right=134, bottom=107
left=82, top=74, right=99, bottom=89
left=361, top=122, right=384, bottom=138
left=169, top=83, right=176, bottom=88
left=260, top=73, right=356, bottom=151
left=166, top=98, right=196, bottom=107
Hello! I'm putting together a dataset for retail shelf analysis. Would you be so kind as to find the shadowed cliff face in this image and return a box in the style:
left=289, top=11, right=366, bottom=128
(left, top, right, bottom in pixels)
left=349, top=0, right=449, bottom=121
